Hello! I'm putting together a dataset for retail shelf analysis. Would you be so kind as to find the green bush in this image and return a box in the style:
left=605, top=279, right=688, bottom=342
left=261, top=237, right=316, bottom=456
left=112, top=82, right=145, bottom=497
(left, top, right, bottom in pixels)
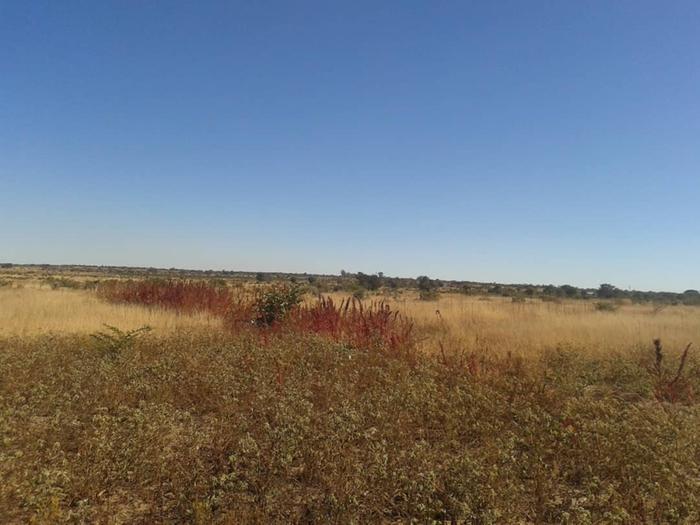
left=253, top=283, right=304, bottom=325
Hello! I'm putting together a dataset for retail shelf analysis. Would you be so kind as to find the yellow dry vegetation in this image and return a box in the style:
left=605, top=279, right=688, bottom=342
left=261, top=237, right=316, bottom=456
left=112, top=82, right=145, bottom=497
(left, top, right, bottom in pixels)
left=0, top=286, right=220, bottom=336
left=2, top=281, right=698, bottom=359
left=323, top=291, right=700, bottom=358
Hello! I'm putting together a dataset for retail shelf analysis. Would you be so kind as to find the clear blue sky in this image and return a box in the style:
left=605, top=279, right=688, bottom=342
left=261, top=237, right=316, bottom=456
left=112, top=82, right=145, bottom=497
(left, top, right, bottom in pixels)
left=2, top=1, right=699, bottom=291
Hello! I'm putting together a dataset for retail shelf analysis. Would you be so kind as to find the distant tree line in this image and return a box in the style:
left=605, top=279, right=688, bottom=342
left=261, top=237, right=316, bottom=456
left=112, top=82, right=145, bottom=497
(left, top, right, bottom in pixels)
left=5, top=264, right=698, bottom=305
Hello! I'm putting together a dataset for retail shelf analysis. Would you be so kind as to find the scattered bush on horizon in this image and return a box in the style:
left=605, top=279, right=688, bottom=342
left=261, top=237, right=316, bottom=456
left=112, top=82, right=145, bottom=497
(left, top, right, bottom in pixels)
left=356, top=272, right=382, bottom=291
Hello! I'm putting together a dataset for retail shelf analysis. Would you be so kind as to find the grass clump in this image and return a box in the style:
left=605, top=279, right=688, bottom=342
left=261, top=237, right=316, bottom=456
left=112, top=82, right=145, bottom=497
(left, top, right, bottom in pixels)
left=595, top=301, right=619, bottom=312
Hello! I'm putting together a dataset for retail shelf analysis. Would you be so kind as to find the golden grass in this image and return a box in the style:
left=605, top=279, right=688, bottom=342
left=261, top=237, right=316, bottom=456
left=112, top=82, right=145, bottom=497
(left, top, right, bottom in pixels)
left=3, top=282, right=698, bottom=359
left=322, top=291, right=700, bottom=358
left=0, top=287, right=220, bottom=336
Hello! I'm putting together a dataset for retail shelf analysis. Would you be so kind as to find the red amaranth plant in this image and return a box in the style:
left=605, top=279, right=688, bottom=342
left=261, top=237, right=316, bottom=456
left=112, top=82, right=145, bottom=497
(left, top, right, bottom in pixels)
left=98, top=279, right=234, bottom=317
left=99, top=281, right=416, bottom=354
left=290, top=297, right=415, bottom=353
left=650, top=338, right=694, bottom=403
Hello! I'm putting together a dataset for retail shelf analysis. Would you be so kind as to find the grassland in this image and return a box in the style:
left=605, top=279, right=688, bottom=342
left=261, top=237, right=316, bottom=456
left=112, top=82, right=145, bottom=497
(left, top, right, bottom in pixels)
left=0, top=286, right=220, bottom=336
left=1, top=271, right=699, bottom=523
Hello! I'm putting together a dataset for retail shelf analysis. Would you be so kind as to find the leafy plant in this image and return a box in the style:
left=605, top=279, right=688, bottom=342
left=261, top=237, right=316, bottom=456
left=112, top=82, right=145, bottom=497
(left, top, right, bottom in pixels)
left=90, top=324, right=152, bottom=359
left=252, top=283, right=304, bottom=326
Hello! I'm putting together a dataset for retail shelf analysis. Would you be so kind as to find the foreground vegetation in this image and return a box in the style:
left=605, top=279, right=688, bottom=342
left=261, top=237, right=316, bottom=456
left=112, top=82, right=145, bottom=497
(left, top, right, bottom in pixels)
left=2, top=274, right=700, bottom=522
left=2, top=330, right=699, bottom=523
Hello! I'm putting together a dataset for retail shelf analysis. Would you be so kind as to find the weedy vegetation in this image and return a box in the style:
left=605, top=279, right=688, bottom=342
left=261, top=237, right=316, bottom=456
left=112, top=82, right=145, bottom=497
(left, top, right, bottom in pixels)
left=1, top=273, right=700, bottom=523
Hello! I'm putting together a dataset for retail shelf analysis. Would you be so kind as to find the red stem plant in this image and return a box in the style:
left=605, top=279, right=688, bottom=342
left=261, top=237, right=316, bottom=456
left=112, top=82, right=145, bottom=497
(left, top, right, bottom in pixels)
left=98, top=279, right=234, bottom=317
left=288, top=297, right=415, bottom=354
left=99, top=281, right=415, bottom=354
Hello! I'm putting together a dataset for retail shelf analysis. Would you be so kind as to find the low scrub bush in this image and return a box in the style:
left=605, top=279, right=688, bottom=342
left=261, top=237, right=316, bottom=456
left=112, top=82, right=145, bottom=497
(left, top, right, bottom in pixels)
left=251, top=283, right=305, bottom=326
left=595, top=301, right=618, bottom=312
left=1, top=333, right=699, bottom=523
left=419, top=289, right=439, bottom=301
left=41, top=276, right=84, bottom=289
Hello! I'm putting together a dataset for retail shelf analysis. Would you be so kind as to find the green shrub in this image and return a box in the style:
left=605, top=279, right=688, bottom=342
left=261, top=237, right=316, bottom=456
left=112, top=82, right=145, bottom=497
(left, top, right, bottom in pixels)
left=253, top=283, right=304, bottom=326
left=90, top=324, right=152, bottom=359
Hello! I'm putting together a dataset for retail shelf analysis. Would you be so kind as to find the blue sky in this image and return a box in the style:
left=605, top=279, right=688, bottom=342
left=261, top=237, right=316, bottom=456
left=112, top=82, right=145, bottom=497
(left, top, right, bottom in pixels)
left=1, top=1, right=699, bottom=291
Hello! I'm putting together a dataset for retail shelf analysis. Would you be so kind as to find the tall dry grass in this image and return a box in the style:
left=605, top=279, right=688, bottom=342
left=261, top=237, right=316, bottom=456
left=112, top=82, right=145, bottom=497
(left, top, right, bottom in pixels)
left=318, top=292, right=700, bottom=359
left=4, top=283, right=699, bottom=360
left=0, top=287, right=220, bottom=336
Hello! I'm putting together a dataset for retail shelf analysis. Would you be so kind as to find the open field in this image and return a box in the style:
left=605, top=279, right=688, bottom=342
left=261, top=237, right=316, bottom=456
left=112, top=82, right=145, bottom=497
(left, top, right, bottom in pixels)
left=3, top=277, right=700, bottom=359
left=1, top=273, right=700, bottom=523
left=0, top=287, right=220, bottom=336
left=378, top=293, right=700, bottom=358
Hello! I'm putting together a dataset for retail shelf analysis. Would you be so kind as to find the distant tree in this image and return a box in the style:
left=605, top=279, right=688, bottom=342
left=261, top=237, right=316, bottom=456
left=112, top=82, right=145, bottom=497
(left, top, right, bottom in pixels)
left=307, top=275, right=317, bottom=285
left=542, top=284, right=561, bottom=297
left=357, top=272, right=381, bottom=291
left=597, top=283, right=621, bottom=299
left=682, top=289, right=700, bottom=305
left=560, top=284, right=579, bottom=298
left=256, top=272, right=267, bottom=283
left=488, top=284, right=502, bottom=295
left=340, top=270, right=348, bottom=277
left=416, top=275, right=435, bottom=292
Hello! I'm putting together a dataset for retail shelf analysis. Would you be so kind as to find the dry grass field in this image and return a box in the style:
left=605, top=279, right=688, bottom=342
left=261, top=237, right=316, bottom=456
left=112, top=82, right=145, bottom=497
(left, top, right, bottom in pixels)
left=0, top=286, right=220, bottom=336
left=4, top=282, right=699, bottom=360
left=1, top=274, right=700, bottom=523
left=322, top=291, right=700, bottom=360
